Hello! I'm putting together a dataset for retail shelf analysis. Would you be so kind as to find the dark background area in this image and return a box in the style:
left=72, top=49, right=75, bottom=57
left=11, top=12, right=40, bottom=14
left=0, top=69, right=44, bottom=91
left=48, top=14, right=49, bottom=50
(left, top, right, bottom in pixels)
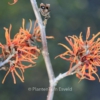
left=0, top=0, right=100, bottom=100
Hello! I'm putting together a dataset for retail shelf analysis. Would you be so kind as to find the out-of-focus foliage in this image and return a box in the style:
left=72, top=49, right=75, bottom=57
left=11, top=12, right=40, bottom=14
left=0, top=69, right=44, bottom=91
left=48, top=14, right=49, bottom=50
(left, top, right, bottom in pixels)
left=0, top=0, right=100, bottom=100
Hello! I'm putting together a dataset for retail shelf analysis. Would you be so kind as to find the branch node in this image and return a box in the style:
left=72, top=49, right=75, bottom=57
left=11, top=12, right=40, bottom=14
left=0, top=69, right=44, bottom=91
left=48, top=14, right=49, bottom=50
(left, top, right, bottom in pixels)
left=42, top=50, right=49, bottom=56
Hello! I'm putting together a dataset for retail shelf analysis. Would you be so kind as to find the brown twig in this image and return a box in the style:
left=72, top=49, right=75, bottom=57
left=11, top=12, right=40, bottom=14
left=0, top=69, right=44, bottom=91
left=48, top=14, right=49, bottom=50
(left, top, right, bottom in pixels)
left=0, top=53, right=14, bottom=68
left=54, top=61, right=82, bottom=85
left=30, top=0, right=82, bottom=100
left=30, top=0, right=55, bottom=100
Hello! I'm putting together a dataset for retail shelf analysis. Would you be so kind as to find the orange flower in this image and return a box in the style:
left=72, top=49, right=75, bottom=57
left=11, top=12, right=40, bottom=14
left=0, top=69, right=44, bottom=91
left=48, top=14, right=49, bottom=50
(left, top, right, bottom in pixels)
left=32, top=20, right=54, bottom=42
left=8, top=0, right=18, bottom=5
left=0, top=19, right=40, bottom=84
left=0, top=18, right=54, bottom=84
left=57, top=27, right=100, bottom=81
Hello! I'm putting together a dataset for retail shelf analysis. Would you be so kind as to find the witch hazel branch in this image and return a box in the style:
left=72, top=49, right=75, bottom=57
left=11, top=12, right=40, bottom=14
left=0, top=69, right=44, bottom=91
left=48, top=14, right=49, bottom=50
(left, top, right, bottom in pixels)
left=0, top=0, right=100, bottom=100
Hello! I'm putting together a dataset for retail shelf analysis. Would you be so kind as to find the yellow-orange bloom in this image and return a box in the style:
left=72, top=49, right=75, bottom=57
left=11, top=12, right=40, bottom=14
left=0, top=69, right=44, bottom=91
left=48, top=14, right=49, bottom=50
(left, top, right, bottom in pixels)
left=0, top=19, right=40, bottom=84
left=0, top=18, right=54, bottom=84
left=57, top=27, right=100, bottom=81
left=32, top=20, right=54, bottom=42
left=8, top=0, right=18, bottom=5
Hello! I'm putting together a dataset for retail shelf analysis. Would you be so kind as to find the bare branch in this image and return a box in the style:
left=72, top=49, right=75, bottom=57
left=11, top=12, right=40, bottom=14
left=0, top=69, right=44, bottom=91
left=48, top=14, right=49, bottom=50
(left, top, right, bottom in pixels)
left=0, top=53, right=14, bottom=68
left=30, top=0, right=55, bottom=82
left=54, top=61, right=82, bottom=85
left=30, top=1, right=82, bottom=100
left=30, top=0, right=55, bottom=100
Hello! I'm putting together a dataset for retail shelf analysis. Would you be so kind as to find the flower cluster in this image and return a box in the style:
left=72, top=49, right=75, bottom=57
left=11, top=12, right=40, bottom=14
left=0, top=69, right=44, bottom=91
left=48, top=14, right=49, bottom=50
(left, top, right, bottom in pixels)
left=0, top=1, right=53, bottom=84
left=0, top=19, right=42, bottom=84
left=0, top=18, right=53, bottom=84
left=57, top=27, right=100, bottom=81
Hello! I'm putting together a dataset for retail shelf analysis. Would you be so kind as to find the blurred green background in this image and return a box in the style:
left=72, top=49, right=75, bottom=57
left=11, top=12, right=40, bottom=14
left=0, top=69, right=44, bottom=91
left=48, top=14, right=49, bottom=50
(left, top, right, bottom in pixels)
left=0, top=0, right=100, bottom=100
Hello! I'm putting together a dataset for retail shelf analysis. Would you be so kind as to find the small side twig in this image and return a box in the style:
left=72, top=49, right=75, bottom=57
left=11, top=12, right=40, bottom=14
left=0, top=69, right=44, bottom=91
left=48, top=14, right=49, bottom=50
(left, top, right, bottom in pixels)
left=54, top=61, right=82, bottom=85
left=0, top=53, right=14, bottom=68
